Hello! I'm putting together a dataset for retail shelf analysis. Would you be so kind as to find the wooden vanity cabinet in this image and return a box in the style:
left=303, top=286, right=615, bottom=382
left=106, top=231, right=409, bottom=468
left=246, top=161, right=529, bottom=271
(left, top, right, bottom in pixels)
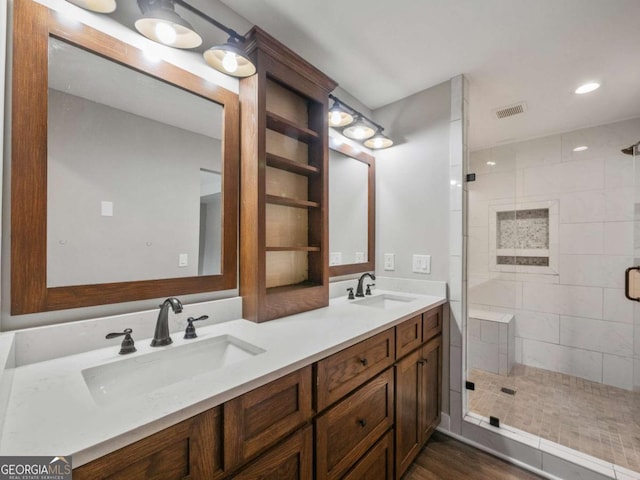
left=394, top=306, right=443, bottom=480
left=73, top=407, right=224, bottom=480
left=74, top=304, right=444, bottom=480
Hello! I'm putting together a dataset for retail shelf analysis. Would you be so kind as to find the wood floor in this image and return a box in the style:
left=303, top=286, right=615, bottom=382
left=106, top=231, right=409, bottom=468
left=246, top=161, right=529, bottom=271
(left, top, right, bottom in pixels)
left=403, top=432, right=543, bottom=479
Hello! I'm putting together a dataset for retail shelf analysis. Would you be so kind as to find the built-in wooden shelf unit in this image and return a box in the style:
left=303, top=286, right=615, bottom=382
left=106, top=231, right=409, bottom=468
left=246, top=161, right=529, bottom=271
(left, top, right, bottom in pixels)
left=240, top=27, right=337, bottom=322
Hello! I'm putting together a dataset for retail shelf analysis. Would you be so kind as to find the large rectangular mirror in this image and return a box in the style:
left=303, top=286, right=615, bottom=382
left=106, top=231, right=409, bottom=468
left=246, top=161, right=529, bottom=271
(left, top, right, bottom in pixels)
left=11, top=1, right=239, bottom=314
left=328, top=141, right=375, bottom=277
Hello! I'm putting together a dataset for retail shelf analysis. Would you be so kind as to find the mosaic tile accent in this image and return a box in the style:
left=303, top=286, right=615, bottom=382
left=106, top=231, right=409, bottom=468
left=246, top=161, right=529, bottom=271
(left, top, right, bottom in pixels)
left=496, top=256, right=549, bottom=266
left=497, top=208, right=549, bottom=249
left=468, top=365, right=640, bottom=473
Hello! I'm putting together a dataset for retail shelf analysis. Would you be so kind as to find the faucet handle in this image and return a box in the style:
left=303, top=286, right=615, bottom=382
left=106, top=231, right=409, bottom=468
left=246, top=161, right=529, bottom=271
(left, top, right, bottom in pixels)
left=106, top=328, right=137, bottom=355
left=346, top=288, right=355, bottom=300
left=184, top=315, right=209, bottom=339
left=365, top=284, right=375, bottom=295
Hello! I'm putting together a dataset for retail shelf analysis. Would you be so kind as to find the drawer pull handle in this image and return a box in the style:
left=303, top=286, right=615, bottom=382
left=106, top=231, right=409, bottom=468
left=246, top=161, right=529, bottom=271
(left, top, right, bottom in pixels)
left=418, top=360, right=425, bottom=366
left=359, top=358, right=368, bottom=366
left=357, top=418, right=367, bottom=427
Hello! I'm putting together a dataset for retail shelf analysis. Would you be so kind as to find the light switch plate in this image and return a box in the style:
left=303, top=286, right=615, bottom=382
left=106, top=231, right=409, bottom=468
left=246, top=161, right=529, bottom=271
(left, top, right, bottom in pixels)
left=179, top=253, right=188, bottom=267
left=329, top=252, right=342, bottom=266
left=101, top=201, right=113, bottom=217
left=412, top=254, right=431, bottom=274
left=384, top=253, right=395, bottom=271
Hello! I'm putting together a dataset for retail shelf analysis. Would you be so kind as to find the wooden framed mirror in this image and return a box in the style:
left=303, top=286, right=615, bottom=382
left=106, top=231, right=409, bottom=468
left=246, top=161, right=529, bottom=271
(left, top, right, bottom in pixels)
left=328, top=141, right=375, bottom=277
left=11, top=0, right=239, bottom=315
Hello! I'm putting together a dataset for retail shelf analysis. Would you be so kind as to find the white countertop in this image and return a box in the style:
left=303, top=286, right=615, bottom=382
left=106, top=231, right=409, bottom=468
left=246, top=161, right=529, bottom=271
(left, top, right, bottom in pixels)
left=0, top=290, right=445, bottom=467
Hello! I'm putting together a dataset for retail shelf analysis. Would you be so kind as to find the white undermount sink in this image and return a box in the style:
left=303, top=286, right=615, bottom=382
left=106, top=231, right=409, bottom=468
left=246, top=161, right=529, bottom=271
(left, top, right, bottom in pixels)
left=82, top=334, right=265, bottom=405
left=352, top=293, right=417, bottom=309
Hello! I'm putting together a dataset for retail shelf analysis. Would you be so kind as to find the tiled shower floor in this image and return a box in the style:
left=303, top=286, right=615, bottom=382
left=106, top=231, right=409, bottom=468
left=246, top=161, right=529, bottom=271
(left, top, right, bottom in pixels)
left=468, top=364, right=640, bottom=473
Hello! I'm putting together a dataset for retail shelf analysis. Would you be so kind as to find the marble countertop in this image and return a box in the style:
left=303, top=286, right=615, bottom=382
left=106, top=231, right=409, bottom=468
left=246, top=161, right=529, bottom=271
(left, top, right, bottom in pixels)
left=0, top=290, right=445, bottom=467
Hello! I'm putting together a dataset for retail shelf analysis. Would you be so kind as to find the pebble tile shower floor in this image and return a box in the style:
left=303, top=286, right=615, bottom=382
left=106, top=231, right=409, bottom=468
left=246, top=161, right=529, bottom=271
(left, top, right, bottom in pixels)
left=468, top=364, right=640, bottom=472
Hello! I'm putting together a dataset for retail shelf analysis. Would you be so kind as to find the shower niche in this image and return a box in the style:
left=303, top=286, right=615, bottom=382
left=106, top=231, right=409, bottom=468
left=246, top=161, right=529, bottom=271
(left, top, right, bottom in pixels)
left=489, top=200, right=558, bottom=274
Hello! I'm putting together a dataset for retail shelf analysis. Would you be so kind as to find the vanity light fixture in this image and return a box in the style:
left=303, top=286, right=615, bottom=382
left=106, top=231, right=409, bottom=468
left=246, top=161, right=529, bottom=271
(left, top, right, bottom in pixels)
left=486, top=160, right=497, bottom=166
left=572, top=145, right=588, bottom=152
left=66, top=0, right=256, bottom=77
left=67, top=0, right=116, bottom=13
left=575, top=82, right=600, bottom=94
left=364, top=129, right=393, bottom=149
left=329, top=93, right=394, bottom=149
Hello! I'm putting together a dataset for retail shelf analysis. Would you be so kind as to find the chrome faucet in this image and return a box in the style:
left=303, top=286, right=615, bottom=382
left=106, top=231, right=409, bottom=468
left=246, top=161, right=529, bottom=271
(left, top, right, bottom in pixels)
left=355, top=272, right=376, bottom=297
left=151, top=297, right=183, bottom=347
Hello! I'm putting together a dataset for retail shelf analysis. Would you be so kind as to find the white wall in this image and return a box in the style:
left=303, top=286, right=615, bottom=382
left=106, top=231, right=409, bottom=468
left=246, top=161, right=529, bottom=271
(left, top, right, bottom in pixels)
left=373, top=80, right=451, bottom=280
left=47, top=90, right=222, bottom=286
left=468, top=117, right=640, bottom=390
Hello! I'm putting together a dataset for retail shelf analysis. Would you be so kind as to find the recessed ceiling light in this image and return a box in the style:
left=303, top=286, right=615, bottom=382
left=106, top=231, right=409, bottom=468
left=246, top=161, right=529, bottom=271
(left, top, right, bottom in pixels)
left=573, top=145, right=588, bottom=152
left=486, top=161, right=496, bottom=166
left=575, top=82, right=600, bottom=95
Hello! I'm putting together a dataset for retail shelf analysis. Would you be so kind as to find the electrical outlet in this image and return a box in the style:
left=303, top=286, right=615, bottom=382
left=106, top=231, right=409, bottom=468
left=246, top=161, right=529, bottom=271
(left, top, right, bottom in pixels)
left=384, top=253, right=395, bottom=271
left=355, top=252, right=365, bottom=263
left=179, top=253, right=188, bottom=267
left=329, top=252, right=342, bottom=266
left=412, top=254, right=431, bottom=274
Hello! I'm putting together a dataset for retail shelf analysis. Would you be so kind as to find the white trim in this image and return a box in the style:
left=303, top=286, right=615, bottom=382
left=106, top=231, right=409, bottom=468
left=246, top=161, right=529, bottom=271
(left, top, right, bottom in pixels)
left=436, top=427, right=564, bottom=480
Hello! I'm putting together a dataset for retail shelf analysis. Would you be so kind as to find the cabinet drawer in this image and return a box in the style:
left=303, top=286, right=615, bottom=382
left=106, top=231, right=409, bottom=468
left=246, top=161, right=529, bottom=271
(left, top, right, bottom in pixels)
left=316, top=329, right=395, bottom=411
left=395, top=314, right=422, bottom=359
left=316, top=368, right=394, bottom=480
left=225, top=366, right=313, bottom=469
left=232, top=425, right=313, bottom=480
left=73, top=407, right=224, bottom=480
left=423, top=305, right=443, bottom=342
left=342, top=429, right=394, bottom=480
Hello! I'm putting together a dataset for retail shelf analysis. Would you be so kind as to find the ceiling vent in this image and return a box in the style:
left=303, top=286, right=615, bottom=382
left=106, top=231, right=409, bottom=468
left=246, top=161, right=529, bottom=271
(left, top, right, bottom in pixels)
left=495, top=102, right=527, bottom=119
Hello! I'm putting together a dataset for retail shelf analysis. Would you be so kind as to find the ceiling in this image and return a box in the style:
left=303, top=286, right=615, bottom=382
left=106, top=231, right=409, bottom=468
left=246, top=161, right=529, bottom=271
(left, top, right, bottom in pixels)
left=211, top=0, right=640, bottom=150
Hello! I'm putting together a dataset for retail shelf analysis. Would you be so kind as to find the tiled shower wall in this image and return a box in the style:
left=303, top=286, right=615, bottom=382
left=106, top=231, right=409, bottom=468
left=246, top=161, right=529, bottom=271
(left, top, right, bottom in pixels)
left=468, top=117, right=640, bottom=390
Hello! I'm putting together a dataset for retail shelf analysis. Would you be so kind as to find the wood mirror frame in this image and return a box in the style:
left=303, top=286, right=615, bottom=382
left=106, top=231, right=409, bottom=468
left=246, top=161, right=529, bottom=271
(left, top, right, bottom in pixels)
left=11, top=0, right=239, bottom=315
left=328, top=142, right=375, bottom=277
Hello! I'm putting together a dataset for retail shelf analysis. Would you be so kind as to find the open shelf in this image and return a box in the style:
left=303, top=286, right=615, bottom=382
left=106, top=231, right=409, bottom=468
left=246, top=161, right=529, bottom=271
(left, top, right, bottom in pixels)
left=266, top=195, right=320, bottom=209
left=266, top=153, right=320, bottom=177
left=266, top=111, right=319, bottom=143
left=266, top=281, right=322, bottom=295
left=266, top=246, right=321, bottom=252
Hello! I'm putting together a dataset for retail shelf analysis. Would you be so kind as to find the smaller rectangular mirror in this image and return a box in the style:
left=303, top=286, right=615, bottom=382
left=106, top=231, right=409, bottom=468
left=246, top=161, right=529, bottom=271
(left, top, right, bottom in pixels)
left=329, top=142, right=375, bottom=277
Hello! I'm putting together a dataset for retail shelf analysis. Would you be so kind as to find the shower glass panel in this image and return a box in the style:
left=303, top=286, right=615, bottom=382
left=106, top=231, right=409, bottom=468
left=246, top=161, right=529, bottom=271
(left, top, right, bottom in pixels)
left=465, top=119, right=640, bottom=472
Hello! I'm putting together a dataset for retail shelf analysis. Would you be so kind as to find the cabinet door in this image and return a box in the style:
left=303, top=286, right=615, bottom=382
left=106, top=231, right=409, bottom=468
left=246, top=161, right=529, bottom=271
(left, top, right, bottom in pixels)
left=232, top=425, right=313, bottom=480
left=394, top=348, right=422, bottom=480
left=420, top=335, right=442, bottom=441
left=342, top=429, right=394, bottom=480
left=73, top=407, right=224, bottom=480
left=316, top=368, right=394, bottom=480
left=225, top=366, right=313, bottom=469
